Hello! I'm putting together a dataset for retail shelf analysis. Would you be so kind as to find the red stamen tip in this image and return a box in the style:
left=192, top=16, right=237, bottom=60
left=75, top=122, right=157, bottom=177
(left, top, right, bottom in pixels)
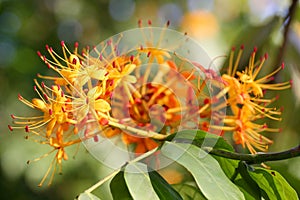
left=25, top=126, right=29, bottom=132
left=99, top=54, right=103, bottom=61
left=62, top=107, right=66, bottom=112
left=269, top=76, right=275, bottom=81
left=240, top=44, right=244, bottom=50
left=276, top=95, right=280, bottom=100
left=18, top=94, right=23, bottom=100
left=280, top=106, right=284, bottom=112
left=253, top=46, right=257, bottom=52
left=8, top=125, right=13, bottom=131
left=184, top=32, right=188, bottom=35
left=203, top=98, right=210, bottom=105
left=147, top=51, right=151, bottom=57
left=41, top=82, right=45, bottom=88
left=49, top=109, right=53, bottom=115
left=148, top=19, right=152, bottom=25
left=278, top=128, right=282, bottom=133
left=74, top=42, right=79, bottom=48
left=130, top=55, right=134, bottom=62
left=33, top=86, right=37, bottom=91
left=10, top=114, right=15, bottom=119
left=43, top=93, right=49, bottom=101
left=45, top=45, right=49, bottom=50
left=262, top=124, right=268, bottom=129
left=99, top=118, right=109, bottom=126
left=107, top=40, right=112, bottom=46
left=264, top=53, right=268, bottom=60
left=72, top=58, right=77, bottom=64
left=290, top=79, right=293, bottom=86
left=134, top=98, right=142, bottom=104
left=231, top=46, right=236, bottom=51
left=60, top=41, right=65, bottom=47
left=47, top=63, right=51, bottom=69
left=166, top=20, right=170, bottom=27
left=138, top=19, right=142, bottom=27
left=37, top=51, right=42, bottom=57
left=140, top=45, right=144, bottom=50
left=281, top=62, right=285, bottom=69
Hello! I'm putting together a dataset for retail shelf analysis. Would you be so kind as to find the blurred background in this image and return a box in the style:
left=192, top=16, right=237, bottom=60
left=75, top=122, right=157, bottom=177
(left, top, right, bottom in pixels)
left=1, top=0, right=300, bottom=199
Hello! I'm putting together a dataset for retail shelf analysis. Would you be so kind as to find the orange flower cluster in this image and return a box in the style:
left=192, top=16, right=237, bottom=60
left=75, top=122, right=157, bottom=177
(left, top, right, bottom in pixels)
left=8, top=24, right=290, bottom=185
left=209, top=46, right=291, bottom=154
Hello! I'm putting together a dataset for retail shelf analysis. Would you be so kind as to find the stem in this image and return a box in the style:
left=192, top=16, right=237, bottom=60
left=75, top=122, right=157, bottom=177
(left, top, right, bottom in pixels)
left=84, top=147, right=158, bottom=194
left=203, top=144, right=300, bottom=164
left=275, top=0, right=298, bottom=66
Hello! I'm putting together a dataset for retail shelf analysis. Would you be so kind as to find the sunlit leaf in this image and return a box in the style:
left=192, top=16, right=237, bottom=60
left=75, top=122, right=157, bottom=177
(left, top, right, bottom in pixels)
left=124, top=162, right=160, bottom=200
left=110, top=171, right=133, bottom=200
left=161, top=142, right=245, bottom=200
left=173, top=183, right=207, bottom=200
left=249, top=167, right=299, bottom=200
left=148, top=167, right=182, bottom=200
left=76, top=192, right=101, bottom=200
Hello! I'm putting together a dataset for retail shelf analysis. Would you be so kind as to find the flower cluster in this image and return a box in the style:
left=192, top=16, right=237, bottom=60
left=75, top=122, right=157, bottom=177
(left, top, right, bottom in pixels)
left=8, top=24, right=290, bottom=185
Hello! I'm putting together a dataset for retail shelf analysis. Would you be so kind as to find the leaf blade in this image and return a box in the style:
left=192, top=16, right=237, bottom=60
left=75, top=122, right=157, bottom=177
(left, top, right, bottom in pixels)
left=161, top=142, right=245, bottom=200
left=249, top=167, right=299, bottom=200
left=148, top=168, right=183, bottom=200
left=124, top=162, right=160, bottom=200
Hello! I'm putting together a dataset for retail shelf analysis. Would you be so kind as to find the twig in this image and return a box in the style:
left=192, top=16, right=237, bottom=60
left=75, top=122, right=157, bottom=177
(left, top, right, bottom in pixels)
left=83, top=147, right=158, bottom=194
left=275, top=0, right=298, bottom=66
left=203, top=144, right=300, bottom=164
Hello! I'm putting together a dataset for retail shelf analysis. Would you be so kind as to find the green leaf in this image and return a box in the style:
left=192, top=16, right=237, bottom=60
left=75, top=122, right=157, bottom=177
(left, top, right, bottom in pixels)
left=76, top=192, right=101, bottom=200
left=213, top=156, right=238, bottom=179
left=161, top=142, right=245, bottom=200
left=110, top=171, right=133, bottom=200
left=166, top=130, right=234, bottom=152
left=235, top=162, right=261, bottom=200
left=124, top=162, right=160, bottom=200
left=249, top=167, right=299, bottom=200
left=234, top=179, right=260, bottom=200
left=148, top=168, right=183, bottom=200
left=173, top=183, right=207, bottom=200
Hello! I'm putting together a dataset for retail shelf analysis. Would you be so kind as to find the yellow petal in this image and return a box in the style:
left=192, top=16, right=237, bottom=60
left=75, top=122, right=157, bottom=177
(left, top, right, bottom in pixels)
left=94, top=99, right=111, bottom=112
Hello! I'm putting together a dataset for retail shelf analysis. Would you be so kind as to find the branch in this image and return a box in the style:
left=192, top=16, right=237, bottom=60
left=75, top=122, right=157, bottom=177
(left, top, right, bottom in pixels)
left=275, top=0, right=298, bottom=66
left=203, top=144, right=300, bottom=164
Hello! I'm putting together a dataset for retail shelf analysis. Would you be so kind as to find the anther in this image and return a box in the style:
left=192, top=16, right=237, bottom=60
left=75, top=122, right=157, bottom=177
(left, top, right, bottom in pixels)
left=253, top=46, right=257, bottom=52
left=99, top=118, right=109, bottom=126
left=10, top=114, right=15, bottom=119
left=148, top=19, right=152, bottom=25
left=49, top=109, right=53, bottom=115
left=130, top=55, right=134, bottom=62
left=37, top=51, right=42, bottom=57
left=138, top=19, right=142, bottom=27
left=25, top=126, right=30, bottom=132
left=8, top=125, right=13, bottom=131
left=166, top=20, right=170, bottom=27
left=60, top=41, right=65, bottom=47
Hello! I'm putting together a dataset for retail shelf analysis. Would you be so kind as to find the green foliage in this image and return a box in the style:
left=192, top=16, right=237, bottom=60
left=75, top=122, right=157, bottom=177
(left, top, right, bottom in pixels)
left=83, top=130, right=298, bottom=200
left=249, top=167, right=299, bottom=200
left=161, top=141, right=245, bottom=200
